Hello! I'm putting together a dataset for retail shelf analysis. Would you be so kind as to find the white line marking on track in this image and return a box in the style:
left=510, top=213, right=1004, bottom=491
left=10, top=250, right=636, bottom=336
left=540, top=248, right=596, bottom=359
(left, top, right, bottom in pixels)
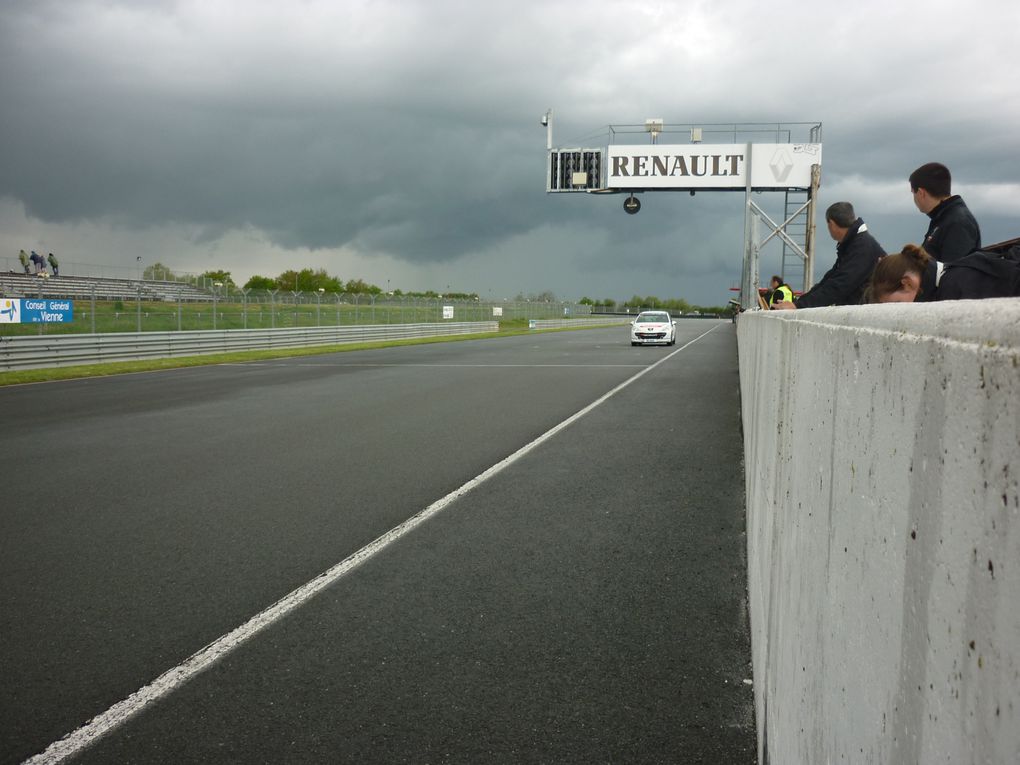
left=24, top=323, right=720, bottom=765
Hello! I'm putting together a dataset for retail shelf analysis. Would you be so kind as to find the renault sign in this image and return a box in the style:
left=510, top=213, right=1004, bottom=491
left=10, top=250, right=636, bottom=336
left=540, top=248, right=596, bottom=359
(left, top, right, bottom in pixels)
left=606, top=143, right=821, bottom=190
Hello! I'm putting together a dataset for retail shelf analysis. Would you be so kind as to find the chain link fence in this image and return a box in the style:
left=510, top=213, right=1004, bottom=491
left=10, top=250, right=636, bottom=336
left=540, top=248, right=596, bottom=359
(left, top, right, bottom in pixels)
left=0, top=271, right=595, bottom=336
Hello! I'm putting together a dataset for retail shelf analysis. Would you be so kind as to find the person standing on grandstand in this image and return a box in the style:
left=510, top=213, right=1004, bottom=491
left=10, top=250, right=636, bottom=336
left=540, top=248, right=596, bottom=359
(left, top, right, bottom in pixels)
left=47, top=253, right=59, bottom=276
left=30, top=250, right=46, bottom=275
left=19, top=249, right=31, bottom=274
left=771, top=202, right=885, bottom=309
left=909, top=162, right=981, bottom=263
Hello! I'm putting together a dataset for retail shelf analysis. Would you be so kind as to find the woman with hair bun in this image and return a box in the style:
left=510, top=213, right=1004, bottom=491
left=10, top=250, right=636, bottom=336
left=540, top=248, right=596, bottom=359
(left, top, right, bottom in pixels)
left=869, top=244, right=1020, bottom=303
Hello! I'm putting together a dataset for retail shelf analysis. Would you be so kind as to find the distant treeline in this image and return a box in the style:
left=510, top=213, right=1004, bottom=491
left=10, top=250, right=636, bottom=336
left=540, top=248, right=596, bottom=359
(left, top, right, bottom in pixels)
left=144, top=263, right=729, bottom=312
left=145, top=263, right=478, bottom=299
left=581, top=296, right=730, bottom=315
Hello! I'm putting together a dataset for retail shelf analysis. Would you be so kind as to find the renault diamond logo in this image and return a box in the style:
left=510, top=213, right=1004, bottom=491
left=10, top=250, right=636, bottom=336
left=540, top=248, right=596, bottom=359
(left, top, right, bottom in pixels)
left=769, top=148, right=794, bottom=183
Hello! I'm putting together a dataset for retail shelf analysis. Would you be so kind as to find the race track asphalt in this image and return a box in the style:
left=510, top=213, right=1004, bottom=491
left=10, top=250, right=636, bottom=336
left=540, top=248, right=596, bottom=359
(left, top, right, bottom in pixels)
left=0, top=321, right=755, bottom=764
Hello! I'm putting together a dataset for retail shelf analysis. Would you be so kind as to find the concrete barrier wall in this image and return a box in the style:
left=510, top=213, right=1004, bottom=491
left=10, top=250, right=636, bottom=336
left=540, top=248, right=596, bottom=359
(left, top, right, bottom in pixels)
left=737, top=301, right=1020, bottom=764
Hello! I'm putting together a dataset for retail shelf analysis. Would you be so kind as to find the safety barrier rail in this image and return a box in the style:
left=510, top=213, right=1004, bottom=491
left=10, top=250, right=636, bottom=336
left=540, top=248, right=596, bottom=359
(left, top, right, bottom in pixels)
left=0, top=322, right=498, bottom=371
left=528, top=317, right=633, bottom=329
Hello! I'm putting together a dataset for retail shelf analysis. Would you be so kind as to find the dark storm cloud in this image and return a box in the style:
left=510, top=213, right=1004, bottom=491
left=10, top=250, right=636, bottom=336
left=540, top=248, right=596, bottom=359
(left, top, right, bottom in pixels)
left=0, top=0, right=592, bottom=267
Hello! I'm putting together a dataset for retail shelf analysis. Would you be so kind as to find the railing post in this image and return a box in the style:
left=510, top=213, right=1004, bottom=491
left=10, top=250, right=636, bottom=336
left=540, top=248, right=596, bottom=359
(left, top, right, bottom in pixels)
left=290, top=291, right=301, bottom=327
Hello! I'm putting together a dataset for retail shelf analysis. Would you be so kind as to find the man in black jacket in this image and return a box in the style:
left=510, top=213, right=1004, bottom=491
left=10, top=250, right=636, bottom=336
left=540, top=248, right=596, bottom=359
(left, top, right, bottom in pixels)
left=909, top=162, right=981, bottom=262
left=771, top=202, right=885, bottom=309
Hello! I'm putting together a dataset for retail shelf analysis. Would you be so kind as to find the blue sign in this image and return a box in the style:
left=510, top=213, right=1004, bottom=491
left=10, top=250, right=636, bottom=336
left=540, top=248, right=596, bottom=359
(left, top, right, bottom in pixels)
left=0, top=299, right=75, bottom=323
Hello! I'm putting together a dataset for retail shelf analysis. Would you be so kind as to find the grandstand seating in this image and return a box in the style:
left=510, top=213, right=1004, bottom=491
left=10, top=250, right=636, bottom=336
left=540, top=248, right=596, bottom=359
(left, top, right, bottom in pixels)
left=0, top=273, right=213, bottom=302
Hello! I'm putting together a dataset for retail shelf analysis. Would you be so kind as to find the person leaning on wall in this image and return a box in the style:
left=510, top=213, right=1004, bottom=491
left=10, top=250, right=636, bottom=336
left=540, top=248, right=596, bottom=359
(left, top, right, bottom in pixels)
left=867, top=244, right=1020, bottom=303
left=771, top=201, right=885, bottom=310
left=767, top=275, right=793, bottom=308
left=909, top=162, right=981, bottom=263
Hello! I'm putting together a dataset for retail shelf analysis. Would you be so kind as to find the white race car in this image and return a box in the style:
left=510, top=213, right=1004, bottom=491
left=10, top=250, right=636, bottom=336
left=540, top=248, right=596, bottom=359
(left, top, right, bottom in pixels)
left=630, top=311, right=676, bottom=346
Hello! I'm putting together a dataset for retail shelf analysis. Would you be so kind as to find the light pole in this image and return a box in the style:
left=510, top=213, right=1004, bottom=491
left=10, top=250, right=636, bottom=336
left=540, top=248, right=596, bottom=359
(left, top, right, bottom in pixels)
left=316, top=287, right=324, bottom=326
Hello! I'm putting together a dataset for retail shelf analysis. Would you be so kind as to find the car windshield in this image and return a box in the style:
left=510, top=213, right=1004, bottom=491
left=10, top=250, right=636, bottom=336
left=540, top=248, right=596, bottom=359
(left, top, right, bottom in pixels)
left=637, top=313, right=668, bottom=323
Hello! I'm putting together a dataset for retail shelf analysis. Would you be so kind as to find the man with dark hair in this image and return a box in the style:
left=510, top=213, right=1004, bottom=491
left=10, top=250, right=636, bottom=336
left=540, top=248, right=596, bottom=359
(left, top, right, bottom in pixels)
left=909, top=162, right=981, bottom=262
left=771, top=201, right=885, bottom=309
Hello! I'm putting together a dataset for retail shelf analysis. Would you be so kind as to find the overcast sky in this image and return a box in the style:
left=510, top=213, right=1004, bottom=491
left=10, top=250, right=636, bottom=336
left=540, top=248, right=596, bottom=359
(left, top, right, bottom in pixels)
left=2, top=0, right=1018, bottom=305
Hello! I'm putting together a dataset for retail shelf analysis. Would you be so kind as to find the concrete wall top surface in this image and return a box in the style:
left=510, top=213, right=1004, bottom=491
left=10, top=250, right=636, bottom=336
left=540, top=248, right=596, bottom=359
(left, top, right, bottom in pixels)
left=763, top=298, right=1020, bottom=347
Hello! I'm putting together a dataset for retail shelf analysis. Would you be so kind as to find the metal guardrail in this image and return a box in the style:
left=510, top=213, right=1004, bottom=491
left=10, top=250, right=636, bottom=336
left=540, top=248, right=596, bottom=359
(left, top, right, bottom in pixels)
left=0, top=322, right=498, bottom=371
left=528, top=317, right=632, bottom=329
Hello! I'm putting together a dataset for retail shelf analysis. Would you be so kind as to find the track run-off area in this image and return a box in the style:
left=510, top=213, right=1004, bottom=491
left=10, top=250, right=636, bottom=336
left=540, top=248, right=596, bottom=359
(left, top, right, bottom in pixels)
left=1, top=321, right=755, bottom=764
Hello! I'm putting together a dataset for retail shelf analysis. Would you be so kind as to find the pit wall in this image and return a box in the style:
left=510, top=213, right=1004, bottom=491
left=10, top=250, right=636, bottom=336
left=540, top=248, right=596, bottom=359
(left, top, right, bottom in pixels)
left=737, top=301, right=1020, bottom=765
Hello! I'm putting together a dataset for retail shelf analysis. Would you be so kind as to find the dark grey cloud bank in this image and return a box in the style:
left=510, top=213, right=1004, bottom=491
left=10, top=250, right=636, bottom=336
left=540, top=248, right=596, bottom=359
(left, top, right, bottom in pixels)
left=2, top=0, right=1018, bottom=303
